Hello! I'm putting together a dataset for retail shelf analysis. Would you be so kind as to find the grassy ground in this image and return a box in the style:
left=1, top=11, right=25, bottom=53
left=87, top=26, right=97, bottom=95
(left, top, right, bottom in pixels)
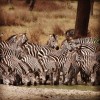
left=25, top=85, right=100, bottom=91
left=0, top=0, right=100, bottom=45
left=0, top=84, right=100, bottom=100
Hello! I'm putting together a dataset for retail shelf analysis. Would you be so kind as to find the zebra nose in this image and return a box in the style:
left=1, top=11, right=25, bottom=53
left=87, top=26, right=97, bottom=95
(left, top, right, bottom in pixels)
left=56, top=46, right=59, bottom=50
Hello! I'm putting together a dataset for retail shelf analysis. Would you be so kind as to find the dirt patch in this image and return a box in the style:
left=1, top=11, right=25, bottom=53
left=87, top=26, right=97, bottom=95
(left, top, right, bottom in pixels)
left=0, top=85, right=100, bottom=100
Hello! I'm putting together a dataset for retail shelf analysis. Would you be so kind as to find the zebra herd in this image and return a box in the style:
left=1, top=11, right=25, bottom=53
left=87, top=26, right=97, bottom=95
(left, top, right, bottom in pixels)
left=0, top=31, right=100, bottom=86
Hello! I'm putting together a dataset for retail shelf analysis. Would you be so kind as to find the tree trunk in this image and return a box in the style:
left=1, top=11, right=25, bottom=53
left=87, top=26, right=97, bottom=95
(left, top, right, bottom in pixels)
left=0, top=35, right=2, bottom=62
left=7, top=0, right=12, bottom=4
left=90, top=0, right=94, bottom=16
left=75, top=0, right=91, bottom=38
left=29, top=0, right=36, bottom=11
left=26, top=0, right=31, bottom=4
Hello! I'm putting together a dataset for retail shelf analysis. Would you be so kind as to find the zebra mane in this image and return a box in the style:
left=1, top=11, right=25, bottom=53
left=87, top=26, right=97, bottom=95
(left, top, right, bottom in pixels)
left=52, top=34, right=56, bottom=40
left=6, top=35, right=17, bottom=43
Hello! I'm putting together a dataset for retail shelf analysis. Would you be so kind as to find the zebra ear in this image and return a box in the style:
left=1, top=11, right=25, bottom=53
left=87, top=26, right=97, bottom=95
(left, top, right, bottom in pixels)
left=49, top=34, right=52, bottom=37
left=23, top=33, right=27, bottom=35
left=45, top=69, right=48, bottom=72
left=19, top=33, right=26, bottom=36
left=56, top=34, right=58, bottom=39
left=0, top=33, right=4, bottom=36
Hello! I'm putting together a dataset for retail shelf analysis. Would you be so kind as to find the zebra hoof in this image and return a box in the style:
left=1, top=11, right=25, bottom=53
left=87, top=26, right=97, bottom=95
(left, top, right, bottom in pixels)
left=54, top=81, right=59, bottom=85
left=39, top=81, right=42, bottom=85
left=0, top=79, right=3, bottom=84
left=27, top=81, right=32, bottom=86
left=75, top=82, right=78, bottom=85
left=34, top=81, right=37, bottom=86
left=63, top=82, right=68, bottom=85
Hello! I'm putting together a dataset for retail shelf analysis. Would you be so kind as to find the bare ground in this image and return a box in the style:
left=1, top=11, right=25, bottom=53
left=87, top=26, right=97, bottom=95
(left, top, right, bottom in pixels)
left=0, top=85, right=100, bottom=100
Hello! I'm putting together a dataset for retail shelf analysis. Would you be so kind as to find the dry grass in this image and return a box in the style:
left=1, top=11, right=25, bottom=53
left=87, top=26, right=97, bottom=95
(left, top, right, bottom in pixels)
left=0, top=7, right=37, bottom=26
left=34, top=0, right=66, bottom=12
left=53, top=25, right=64, bottom=36
left=0, top=1, right=100, bottom=44
left=29, top=28, right=45, bottom=44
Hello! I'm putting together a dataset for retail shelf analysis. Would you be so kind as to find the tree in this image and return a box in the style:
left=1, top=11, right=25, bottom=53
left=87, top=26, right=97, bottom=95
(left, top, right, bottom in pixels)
left=0, top=33, right=3, bottom=62
left=7, top=0, right=14, bottom=10
left=7, top=0, right=12, bottom=4
left=75, top=0, right=91, bottom=38
left=29, top=0, right=36, bottom=11
left=26, top=0, right=36, bottom=11
left=90, top=0, right=94, bottom=16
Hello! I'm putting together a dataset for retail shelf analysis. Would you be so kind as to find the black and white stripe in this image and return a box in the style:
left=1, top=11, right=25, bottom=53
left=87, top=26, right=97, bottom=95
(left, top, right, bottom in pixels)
left=22, top=34, right=59, bottom=59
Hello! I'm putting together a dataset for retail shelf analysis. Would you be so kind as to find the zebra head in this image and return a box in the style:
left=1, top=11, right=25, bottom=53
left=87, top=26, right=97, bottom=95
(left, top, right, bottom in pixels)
left=6, top=34, right=17, bottom=44
left=16, top=33, right=28, bottom=47
left=2, top=72, right=11, bottom=85
left=47, top=34, right=59, bottom=50
left=22, top=73, right=31, bottom=86
left=27, top=72, right=38, bottom=86
left=65, top=29, right=75, bottom=38
left=0, top=63, right=14, bottom=85
left=13, top=33, right=28, bottom=58
left=0, top=34, right=18, bottom=49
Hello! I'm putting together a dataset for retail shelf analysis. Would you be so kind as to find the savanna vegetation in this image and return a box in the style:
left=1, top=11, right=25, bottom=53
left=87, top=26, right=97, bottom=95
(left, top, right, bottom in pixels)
left=0, top=0, right=100, bottom=45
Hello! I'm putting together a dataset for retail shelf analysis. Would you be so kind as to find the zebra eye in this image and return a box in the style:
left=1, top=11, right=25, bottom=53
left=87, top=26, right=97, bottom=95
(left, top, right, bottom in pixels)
left=53, top=40, right=55, bottom=42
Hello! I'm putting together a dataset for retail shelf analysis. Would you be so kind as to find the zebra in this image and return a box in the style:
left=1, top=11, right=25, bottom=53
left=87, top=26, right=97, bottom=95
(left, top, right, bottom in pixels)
left=0, top=34, right=17, bottom=49
left=1, top=33, right=28, bottom=59
left=74, top=37, right=99, bottom=45
left=61, top=36, right=99, bottom=49
left=1, top=54, right=36, bottom=86
left=0, top=34, right=17, bottom=60
left=37, top=46, right=81, bottom=85
left=91, top=52, right=100, bottom=85
left=62, top=43, right=95, bottom=85
left=22, top=34, right=59, bottom=59
left=61, top=36, right=99, bottom=52
left=0, top=33, right=31, bottom=85
left=69, top=45, right=97, bottom=85
left=61, top=36, right=99, bottom=84
left=21, top=55, right=43, bottom=85
left=14, top=33, right=59, bottom=85
left=91, top=62, right=100, bottom=85
left=0, top=62, right=15, bottom=85
left=64, top=29, right=75, bottom=38
left=18, top=34, right=60, bottom=85
left=62, top=29, right=99, bottom=50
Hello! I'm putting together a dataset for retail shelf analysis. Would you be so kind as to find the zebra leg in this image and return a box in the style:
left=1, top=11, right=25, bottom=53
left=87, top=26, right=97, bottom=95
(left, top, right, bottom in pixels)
left=62, top=71, right=65, bottom=84
left=50, top=72, right=53, bottom=85
left=80, top=71, right=89, bottom=85
left=68, top=78, right=73, bottom=85
left=54, top=69, right=60, bottom=85
left=74, top=75, right=78, bottom=85
left=44, top=74, right=49, bottom=85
